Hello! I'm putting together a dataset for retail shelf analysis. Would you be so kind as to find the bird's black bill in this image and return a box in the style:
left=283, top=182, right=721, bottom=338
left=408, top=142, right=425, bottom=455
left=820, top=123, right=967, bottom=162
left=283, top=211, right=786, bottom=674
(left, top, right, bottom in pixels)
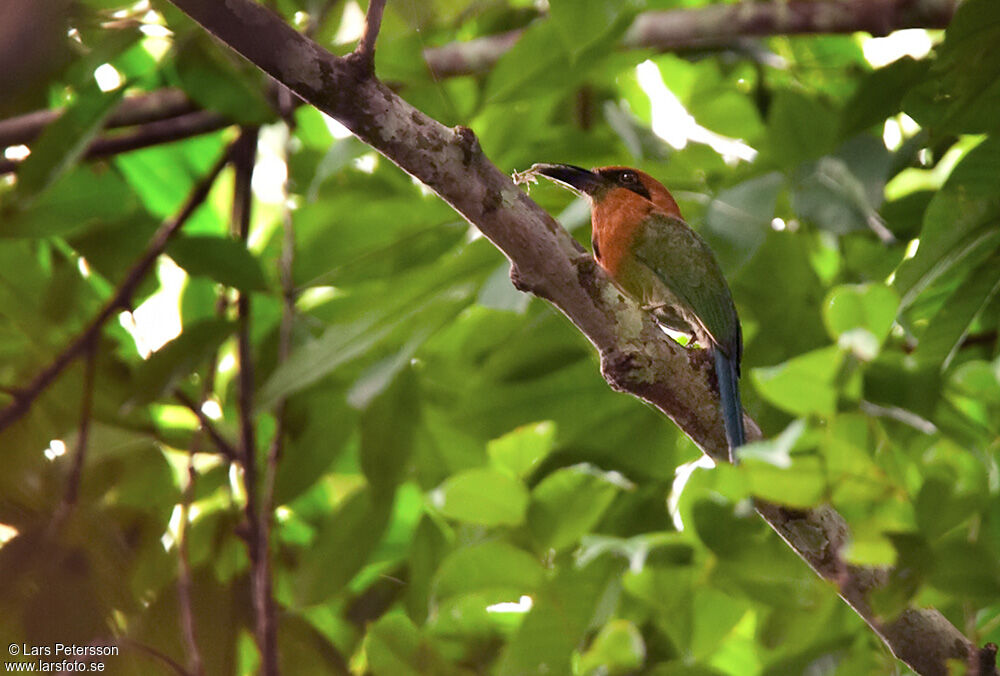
left=525, top=163, right=605, bottom=196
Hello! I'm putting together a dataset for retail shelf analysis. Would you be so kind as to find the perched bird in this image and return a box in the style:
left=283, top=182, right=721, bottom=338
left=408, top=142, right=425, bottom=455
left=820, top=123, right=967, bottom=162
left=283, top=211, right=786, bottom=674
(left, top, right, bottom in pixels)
left=521, top=163, right=744, bottom=459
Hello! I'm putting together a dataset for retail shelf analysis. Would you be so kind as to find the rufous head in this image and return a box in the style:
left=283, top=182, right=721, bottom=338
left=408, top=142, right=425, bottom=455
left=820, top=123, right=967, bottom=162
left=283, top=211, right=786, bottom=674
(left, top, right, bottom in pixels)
left=523, top=163, right=681, bottom=217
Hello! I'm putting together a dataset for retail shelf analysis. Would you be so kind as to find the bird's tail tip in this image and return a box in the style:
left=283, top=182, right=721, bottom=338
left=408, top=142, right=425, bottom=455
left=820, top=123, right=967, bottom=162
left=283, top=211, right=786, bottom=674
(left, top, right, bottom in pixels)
left=714, top=349, right=745, bottom=463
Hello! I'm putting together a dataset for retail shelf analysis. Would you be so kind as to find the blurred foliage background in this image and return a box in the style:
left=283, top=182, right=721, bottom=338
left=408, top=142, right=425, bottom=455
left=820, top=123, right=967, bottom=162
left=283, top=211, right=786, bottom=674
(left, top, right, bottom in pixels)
left=1, top=0, right=999, bottom=674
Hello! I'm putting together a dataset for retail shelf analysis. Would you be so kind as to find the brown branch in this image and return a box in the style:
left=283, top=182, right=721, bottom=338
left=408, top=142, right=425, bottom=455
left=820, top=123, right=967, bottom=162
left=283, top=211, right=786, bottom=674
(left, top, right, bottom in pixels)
left=164, top=0, right=973, bottom=673
left=174, top=390, right=240, bottom=462
left=425, top=29, right=523, bottom=79
left=47, top=336, right=99, bottom=534
left=423, top=0, right=957, bottom=78
left=175, top=361, right=223, bottom=676
left=0, top=110, right=229, bottom=175
left=0, top=88, right=197, bottom=147
left=0, top=146, right=233, bottom=433
left=177, top=454, right=204, bottom=676
left=61, top=337, right=98, bottom=509
left=259, top=121, right=297, bottom=598
left=354, top=0, right=387, bottom=70
left=624, top=0, right=956, bottom=49
left=229, top=126, right=279, bottom=676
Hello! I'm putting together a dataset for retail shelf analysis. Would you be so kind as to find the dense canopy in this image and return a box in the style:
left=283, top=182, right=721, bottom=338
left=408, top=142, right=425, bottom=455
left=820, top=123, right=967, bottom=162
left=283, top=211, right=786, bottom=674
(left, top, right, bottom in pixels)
left=1, top=0, right=998, bottom=674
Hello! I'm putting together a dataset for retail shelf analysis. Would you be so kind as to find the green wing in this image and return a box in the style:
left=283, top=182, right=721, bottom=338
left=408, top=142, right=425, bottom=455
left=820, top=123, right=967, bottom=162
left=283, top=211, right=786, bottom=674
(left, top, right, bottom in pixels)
left=630, top=211, right=741, bottom=361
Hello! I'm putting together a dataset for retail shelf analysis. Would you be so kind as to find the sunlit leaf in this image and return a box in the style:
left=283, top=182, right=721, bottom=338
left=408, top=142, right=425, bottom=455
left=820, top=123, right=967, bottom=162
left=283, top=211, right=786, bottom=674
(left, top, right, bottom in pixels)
left=433, top=468, right=529, bottom=527
left=167, top=235, right=269, bottom=292
left=751, top=346, right=843, bottom=416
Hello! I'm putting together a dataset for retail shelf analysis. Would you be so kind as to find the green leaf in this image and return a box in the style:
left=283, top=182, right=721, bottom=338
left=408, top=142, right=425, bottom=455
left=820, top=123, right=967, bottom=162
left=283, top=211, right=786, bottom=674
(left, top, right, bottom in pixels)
left=497, top=557, right=622, bottom=676
left=864, top=352, right=942, bottom=418
left=743, top=455, right=826, bottom=509
left=365, top=613, right=465, bottom=676
left=115, top=134, right=227, bottom=222
left=578, top=619, right=645, bottom=675
left=259, top=288, right=470, bottom=408
left=880, top=189, right=934, bottom=241
left=293, top=191, right=464, bottom=287
left=293, top=485, right=393, bottom=606
left=360, top=366, right=419, bottom=495
left=903, top=0, right=1000, bottom=134
left=822, top=414, right=889, bottom=504
left=167, top=235, right=268, bottom=292
left=949, top=359, right=1000, bottom=406
left=528, top=464, right=627, bottom=551
left=916, top=254, right=1000, bottom=370
left=929, top=539, right=1000, bottom=600
left=68, top=213, right=159, bottom=281
left=840, top=57, right=929, bottom=137
left=2, top=167, right=139, bottom=239
left=766, top=90, right=838, bottom=171
left=487, top=421, right=557, bottom=478
left=823, top=283, right=899, bottom=344
left=645, top=664, right=728, bottom=676
left=947, top=359, right=1000, bottom=430
left=735, top=419, right=807, bottom=469
left=432, top=468, right=529, bottom=527
left=703, top=172, right=781, bottom=272
left=174, top=35, right=273, bottom=125
left=549, top=0, right=633, bottom=58
left=483, top=19, right=614, bottom=104
left=916, top=477, right=982, bottom=541
left=14, top=83, right=126, bottom=205
left=277, top=614, right=351, bottom=675
left=432, top=541, right=545, bottom=604
left=893, top=137, right=1000, bottom=308
left=689, top=496, right=762, bottom=560
left=751, top=346, right=843, bottom=416
left=274, top=390, right=358, bottom=505
left=405, top=516, right=450, bottom=624
left=130, top=317, right=235, bottom=404
left=792, top=157, right=884, bottom=237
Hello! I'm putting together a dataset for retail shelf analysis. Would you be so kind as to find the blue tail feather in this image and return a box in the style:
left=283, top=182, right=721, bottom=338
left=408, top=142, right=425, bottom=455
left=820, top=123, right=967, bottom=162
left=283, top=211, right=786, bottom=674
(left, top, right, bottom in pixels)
left=713, top=348, right=744, bottom=462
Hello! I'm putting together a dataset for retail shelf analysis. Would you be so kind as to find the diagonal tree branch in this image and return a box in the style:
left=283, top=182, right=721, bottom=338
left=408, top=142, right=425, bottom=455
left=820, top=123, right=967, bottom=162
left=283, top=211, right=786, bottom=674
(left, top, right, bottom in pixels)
left=0, top=145, right=233, bottom=433
left=164, top=1, right=977, bottom=674
left=174, top=390, right=240, bottom=462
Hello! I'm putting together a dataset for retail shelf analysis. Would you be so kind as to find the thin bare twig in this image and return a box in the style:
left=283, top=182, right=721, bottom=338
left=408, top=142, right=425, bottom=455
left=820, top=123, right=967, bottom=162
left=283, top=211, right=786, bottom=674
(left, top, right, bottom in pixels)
left=176, top=452, right=204, bottom=676
left=354, top=0, right=387, bottom=70
left=260, top=120, right=297, bottom=531
left=0, top=145, right=234, bottom=434
left=175, top=294, right=233, bottom=676
left=174, top=389, right=239, bottom=462
left=47, top=336, right=99, bottom=534
left=258, top=125, right=297, bottom=650
left=175, top=363, right=221, bottom=676
left=0, top=88, right=197, bottom=147
left=61, top=337, right=98, bottom=508
left=0, top=110, right=229, bottom=175
left=228, top=126, right=279, bottom=675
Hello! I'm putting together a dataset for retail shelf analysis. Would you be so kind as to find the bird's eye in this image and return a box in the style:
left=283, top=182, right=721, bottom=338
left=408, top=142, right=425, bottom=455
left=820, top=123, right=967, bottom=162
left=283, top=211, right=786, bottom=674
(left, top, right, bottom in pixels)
left=620, top=171, right=637, bottom=184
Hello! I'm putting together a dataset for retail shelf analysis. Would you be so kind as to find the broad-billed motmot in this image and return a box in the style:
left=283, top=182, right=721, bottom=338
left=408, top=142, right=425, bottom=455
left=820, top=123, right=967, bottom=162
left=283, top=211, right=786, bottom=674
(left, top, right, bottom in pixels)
left=518, top=164, right=745, bottom=460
